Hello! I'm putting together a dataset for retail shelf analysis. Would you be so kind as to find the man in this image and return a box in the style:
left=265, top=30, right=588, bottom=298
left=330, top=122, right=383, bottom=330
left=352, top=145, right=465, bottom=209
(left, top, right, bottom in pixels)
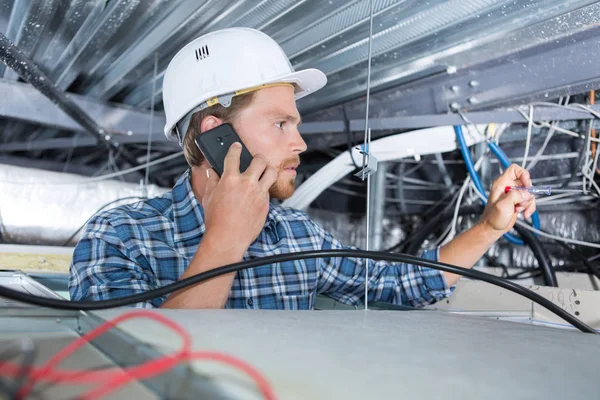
left=69, top=28, right=536, bottom=309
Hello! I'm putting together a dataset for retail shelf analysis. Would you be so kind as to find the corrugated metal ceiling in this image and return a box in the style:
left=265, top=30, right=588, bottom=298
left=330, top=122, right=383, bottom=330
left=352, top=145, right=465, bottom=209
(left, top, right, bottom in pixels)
left=2, top=0, right=598, bottom=111
left=1, top=0, right=600, bottom=183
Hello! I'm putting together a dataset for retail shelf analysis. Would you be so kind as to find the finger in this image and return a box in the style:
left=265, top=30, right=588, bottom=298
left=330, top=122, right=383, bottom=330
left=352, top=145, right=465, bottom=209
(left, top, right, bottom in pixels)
left=500, top=190, right=530, bottom=212
left=493, top=195, right=520, bottom=223
left=523, top=197, right=537, bottom=219
left=506, top=163, right=532, bottom=186
left=223, top=142, right=242, bottom=175
left=490, top=164, right=532, bottom=200
left=244, top=154, right=269, bottom=180
left=204, top=168, right=219, bottom=197
left=258, top=166, right=278, bottom=192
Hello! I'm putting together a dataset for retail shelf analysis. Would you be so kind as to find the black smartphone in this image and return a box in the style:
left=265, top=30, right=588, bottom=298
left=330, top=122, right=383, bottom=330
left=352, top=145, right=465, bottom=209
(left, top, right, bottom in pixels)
left=194, top=123, right=253, bottom=176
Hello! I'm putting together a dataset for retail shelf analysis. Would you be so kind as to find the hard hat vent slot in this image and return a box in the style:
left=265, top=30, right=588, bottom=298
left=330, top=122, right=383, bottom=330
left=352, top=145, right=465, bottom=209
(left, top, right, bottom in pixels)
left=195, top=45, right=210, bottom=61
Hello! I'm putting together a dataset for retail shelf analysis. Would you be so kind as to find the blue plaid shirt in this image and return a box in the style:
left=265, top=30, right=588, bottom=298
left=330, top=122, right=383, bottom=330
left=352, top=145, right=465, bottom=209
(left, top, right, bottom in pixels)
left=69, top=170, right=452, bottom=309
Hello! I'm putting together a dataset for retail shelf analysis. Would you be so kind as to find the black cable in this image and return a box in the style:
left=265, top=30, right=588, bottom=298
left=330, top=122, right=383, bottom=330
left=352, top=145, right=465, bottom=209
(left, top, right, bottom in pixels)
left=387, top=202, right=558, bottom=287
left=385, top=204, right=483, bottom=254
left=512, top=224, right=557, bottom=287
left=0, top=249, right=595, bottom=333
left=554, top=241, right=600, bottom=282
left=62, top=196, right=147, bottom=246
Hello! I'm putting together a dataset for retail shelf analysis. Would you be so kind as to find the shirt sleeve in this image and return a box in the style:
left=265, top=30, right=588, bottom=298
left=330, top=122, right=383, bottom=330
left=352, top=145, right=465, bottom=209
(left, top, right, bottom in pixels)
left=312, top=221, right=454, bottom=308
left=68, top=214, right=162, bottom=308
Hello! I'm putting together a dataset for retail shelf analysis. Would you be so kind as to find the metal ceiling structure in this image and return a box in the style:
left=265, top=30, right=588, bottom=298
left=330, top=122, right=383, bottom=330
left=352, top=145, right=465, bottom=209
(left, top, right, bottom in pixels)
left=1, top=0, right=600, bottom=184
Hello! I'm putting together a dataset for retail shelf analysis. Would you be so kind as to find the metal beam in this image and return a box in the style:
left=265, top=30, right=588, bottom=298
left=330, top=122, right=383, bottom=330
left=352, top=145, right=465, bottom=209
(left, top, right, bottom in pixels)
left=301, top=2, right=600, bottom=118
left=350, top=105, right=600, bottom=131
left=0, top=133, right=182, bottom=152
left=0, top=78, right=167, bottom=140
left=3, top=74, right=600, bottom=153
left=0, top=32, right=114, bottom=147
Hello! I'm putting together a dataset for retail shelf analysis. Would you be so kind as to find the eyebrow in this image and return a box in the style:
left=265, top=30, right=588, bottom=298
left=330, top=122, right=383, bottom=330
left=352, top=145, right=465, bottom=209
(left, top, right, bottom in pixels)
left=270, top=111, right=302, bottom=126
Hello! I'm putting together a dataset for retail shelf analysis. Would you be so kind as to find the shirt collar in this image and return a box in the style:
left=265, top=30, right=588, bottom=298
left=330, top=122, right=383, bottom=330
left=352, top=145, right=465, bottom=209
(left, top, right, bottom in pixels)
left=172, top=170, right=206, bottom=243
left=172, top=169, right=281, bottom=244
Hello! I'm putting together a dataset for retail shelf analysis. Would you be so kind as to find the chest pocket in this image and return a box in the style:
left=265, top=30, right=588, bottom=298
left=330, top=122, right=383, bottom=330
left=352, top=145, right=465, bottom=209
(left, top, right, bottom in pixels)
left=277, top=291, right=315, bottom=310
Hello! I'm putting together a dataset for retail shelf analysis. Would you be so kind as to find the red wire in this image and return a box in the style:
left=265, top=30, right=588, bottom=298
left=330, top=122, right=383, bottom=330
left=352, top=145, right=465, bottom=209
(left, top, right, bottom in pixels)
left=79, top=351, right=277, bottom=400
left=17, top=310, right=191, bottom=398
left=2, top=310, right=276, bottom=400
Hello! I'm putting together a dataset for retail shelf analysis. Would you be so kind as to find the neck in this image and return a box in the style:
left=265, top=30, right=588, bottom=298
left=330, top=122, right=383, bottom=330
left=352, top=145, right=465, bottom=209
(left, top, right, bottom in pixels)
left=190, top=162, right=211, bottom=203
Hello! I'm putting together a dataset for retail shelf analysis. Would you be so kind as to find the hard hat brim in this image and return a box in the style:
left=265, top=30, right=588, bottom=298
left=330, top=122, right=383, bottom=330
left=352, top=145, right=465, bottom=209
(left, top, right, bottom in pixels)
left=164, top=68, right=327, bottom=142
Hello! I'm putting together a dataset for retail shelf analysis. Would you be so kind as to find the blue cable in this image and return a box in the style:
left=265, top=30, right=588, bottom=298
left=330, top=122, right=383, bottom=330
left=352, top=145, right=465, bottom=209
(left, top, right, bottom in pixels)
left=454, top=125, right=540, bottom=245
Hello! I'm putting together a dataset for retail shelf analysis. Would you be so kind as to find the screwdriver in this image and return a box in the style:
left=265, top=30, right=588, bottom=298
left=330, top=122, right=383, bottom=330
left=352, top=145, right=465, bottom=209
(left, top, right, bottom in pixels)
left=505, top=186, right=584, bottom=195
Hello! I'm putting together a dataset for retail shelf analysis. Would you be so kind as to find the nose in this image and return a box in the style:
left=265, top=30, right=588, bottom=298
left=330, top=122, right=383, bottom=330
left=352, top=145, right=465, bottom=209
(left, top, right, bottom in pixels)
left=291, top=126, right=307, bottom=154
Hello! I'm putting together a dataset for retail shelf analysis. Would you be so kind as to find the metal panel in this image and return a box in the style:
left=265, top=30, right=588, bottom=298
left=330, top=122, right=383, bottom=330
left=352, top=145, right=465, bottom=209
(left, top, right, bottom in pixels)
left=119, top=0, right=306, bottom=109
left=299, top=0, right=600, bottom=115
left=51, top=0, right=142, bottom=90
left=98, top=309, right=600, bottom=400
left=2, top=0, right=60, bottom=81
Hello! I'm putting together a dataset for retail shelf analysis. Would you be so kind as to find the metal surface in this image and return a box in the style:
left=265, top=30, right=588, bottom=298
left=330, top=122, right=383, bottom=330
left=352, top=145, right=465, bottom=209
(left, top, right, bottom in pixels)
left=77, top=313, right=229, bottom=400
left=350, top=104, right=600, bottom=131
left=0, top=329, right=159, bottom=399
left=0, top=270, right=63, bottom=308
left=0, top=313, right=227, bottom=399
left=98, top=309, right=600, bottom=400
left=434, top=279, right=600, bottom=330
left=0, top=0, right=599, bottom=183
left=0, top=32, right=115, bottom=147
left=0, top=79, right=168, bottom=146
left=4, top=75, right=600, bottom=152
left=368, top=162, right=387, bottom=250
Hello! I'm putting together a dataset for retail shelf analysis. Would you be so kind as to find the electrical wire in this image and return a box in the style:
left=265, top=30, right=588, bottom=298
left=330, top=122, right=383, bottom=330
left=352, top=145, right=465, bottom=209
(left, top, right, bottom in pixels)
left=553, top=241, right=600, bottom=282
left=8, top=310, right=276, bottom=400
left=590, top=90, right=600, bottom=174
left=0, top=151, right=184, bottom=186
left=525, top=122, right=558, bottom=171
left=522, top=105, right=533, bottom=168
left=512, top=223, right=557, bottom=287
left=61, top=196, right=147, bottom=246
left=362, top=0, right=375, bottom=310
left=467, top=180, right=600, bottom=249
left=325, top=185, right=445, bottom=205
left=588, top=133, right=600, bottom=193
left=448, top=156, right=484, bottom=245
left=516, top=106, right=600, bottom=143
left=454, top=125, right=529, bottom=245
left=515, top=220, right=600, bottom=250
left=0, top=250, right=595, bottom=333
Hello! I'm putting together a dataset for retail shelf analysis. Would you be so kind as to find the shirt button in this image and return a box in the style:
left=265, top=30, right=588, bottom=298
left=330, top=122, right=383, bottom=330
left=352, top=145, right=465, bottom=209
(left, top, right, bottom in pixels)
left=247, top=298, right=253, bottom=306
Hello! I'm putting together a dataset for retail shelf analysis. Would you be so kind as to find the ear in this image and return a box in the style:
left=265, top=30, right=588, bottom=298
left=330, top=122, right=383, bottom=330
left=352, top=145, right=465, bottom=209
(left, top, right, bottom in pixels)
left=201, top=115, right=224, bottom=133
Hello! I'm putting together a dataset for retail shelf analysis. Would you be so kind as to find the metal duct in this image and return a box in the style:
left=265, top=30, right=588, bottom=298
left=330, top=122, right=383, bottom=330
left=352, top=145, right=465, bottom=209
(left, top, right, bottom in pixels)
left=0, top=164, right=166, bottom=246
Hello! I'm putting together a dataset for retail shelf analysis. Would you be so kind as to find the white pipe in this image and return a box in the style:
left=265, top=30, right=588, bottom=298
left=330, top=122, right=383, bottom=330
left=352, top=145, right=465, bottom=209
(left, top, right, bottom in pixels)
left=284, top=125, right=487, bottom=210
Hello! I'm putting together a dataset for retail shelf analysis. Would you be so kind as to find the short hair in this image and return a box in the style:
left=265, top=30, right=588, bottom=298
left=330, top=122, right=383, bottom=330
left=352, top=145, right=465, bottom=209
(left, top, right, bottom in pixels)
left=183, top=92, right=256, bottom=167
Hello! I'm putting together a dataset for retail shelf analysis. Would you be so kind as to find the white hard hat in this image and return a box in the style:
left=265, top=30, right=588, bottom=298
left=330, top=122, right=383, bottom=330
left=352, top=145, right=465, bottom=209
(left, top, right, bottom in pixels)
left=162, top=27, right=327, bottom=143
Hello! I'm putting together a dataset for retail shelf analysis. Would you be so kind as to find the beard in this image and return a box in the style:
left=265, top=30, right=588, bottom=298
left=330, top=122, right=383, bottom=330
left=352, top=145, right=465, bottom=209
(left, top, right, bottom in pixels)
left=269, top=155, right=300, bottom=200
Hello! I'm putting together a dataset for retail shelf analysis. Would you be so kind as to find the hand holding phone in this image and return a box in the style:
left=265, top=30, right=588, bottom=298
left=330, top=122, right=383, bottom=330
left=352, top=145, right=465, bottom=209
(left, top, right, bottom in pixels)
left=196, top=124, right=279, bottom=253
left=195, top=123, right=253, bottom=176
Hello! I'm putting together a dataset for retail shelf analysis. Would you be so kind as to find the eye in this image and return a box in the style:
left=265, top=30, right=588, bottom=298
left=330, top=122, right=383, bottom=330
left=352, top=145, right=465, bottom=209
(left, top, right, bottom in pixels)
left=274, top=121, right=285, bottom=130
